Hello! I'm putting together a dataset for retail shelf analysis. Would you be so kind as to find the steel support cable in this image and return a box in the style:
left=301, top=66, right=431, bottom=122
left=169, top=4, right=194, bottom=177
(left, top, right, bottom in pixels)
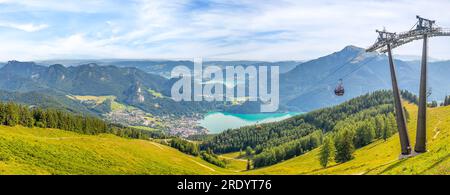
left=297, top=52, right=364, bottom=98
left=340, top=56, right=378, bottom=79
left=303, top=56, right=378, bottom=98
left=316, top=53, right=363, bottom=84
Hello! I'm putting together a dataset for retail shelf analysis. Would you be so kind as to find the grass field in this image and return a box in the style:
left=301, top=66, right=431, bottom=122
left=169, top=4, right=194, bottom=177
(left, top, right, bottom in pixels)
left=67, top=95, right=134, bottom=111
left=219, top=152, right=248, bottom=172
left=0, top=126, right=233, bottom=175
left=0, top=102, right=448, bottom=175
left=129, top=125, right=159, bottom=132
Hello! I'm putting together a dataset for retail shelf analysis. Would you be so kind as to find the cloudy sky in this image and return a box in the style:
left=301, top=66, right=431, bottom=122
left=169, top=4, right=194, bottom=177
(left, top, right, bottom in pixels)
left=1, top=0, right=450, bottom=61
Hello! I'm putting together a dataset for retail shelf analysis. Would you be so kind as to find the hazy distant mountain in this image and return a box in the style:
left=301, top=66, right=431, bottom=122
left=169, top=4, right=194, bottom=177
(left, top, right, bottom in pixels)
left=204, top=61, right=301, bottom=74
left=393, top=54, right=441, bottom=62
left=0, top=61, right=220, bottom=116
left=37, top=60, right=302, bottom=77
left=280, top=46, right=450, bottom=112
left=0, top=61, right=166, bottom=96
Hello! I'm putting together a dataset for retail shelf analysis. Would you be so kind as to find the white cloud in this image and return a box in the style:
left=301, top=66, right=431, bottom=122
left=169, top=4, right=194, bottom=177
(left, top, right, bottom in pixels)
left=0, top=0, right=123, bottom=13
left=0, top=22, right=48, bottom=32
left=1, top=0, right=450, bottom=61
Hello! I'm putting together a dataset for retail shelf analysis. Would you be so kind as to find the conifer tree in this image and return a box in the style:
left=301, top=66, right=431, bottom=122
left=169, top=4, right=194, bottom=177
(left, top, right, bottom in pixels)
left=319, top=137, right=335, bottom=168
left=5, top=102, right=19, bottom=126
left=0, top=103, right=6, bottom=125
left=334, top=130, right=355, bottom=163
left=354, top=121, right=375, bottom=148
left=19, top=106, right=34, bottom=128
left=374, top=115, right=385, bottom=139
left=445, top=96, right=449, bottom=106
left=383, top=113, right=396, bottom=141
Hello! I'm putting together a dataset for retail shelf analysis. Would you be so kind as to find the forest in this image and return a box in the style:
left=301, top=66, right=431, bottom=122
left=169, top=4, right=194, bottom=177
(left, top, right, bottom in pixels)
left=0, top=101, right=155, bottom=140
left=170, top=138, right=226, bottom=167
left=202, top=90, right=402, bottom=168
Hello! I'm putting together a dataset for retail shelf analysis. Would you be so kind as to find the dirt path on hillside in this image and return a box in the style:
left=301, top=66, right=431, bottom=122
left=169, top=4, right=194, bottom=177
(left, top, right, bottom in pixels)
left=189, top=159, right=216, bottom=172
left=433, top=121, right=442, bottom=140
left=150, top=142, right=165, bottom=150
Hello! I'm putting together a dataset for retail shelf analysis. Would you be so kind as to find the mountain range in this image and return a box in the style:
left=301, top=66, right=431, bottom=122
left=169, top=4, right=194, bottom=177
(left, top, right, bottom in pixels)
left=0, top=61, right=219, bottom=117
left=280, top=46, right=450, bottom=111
left=1, top=45, right=450, bottom=114
left=37, top=60, right=302, bottom=78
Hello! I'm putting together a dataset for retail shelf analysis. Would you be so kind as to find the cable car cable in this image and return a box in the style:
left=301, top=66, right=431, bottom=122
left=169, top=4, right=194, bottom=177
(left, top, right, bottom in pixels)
left=305, top=55, right=378, bottom=98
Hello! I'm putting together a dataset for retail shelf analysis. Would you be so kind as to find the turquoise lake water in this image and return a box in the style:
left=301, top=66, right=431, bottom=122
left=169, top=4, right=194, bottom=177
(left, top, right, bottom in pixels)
left=198, top=112, right=301, bottom=134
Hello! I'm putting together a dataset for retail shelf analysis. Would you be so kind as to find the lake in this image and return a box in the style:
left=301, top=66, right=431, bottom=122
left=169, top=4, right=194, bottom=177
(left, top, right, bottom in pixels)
left=198, top=112, right=301, bottom=134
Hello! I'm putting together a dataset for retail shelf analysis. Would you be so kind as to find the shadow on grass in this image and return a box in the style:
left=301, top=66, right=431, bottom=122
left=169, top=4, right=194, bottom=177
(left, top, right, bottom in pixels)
left=418, top=153, right=449, bottom=174
left=378, top=158, right=409, bottom=174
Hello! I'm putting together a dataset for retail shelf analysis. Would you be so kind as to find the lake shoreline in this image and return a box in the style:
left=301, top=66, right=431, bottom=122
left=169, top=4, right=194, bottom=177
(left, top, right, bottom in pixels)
left=198, top=111, right=302, bottom=134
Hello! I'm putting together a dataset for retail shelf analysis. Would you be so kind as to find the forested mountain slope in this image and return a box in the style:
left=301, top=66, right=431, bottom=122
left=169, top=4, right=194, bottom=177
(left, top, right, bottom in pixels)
left=202, top=91, right=399, bottom=167
left=247, top=102, right=449, bottom=175
left=0, top=93, right=447, bottom=175
left=0, top=102, right=447, bottom=175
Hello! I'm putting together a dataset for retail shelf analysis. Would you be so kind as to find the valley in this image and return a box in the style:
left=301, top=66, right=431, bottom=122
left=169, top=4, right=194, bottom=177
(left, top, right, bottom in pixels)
left=0, top=46, right=449, bottom=175
left=0, top=101, right=447, bottom=175
left=2, top=0, right=450, bottom=182
left=3, top=45, right=450, bottom=137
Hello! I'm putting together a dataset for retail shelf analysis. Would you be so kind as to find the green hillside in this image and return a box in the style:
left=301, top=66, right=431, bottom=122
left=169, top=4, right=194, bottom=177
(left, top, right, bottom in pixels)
left=244, top=102, right=449, bottom=175
left=0, top=125, right=232, bottom=175
left=0, top=102, right=448, bottom=175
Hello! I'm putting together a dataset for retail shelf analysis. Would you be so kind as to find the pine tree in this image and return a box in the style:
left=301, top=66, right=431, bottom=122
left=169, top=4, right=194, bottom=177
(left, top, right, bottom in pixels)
left=319, top=137, right=335, bottom=168
left=383, top=113, right=396, bottom=141
left=5, top=102, right=19, bottom=126
left=354, top=120, right=375, bottom=148
left=445, top=96, right=449, bottom=106
left=374, top=115, right=385, bottom=139
left=19, top=106, right=34, bottom=128
left=334, top=130, right=355, bottom=163
left=431, top=101, right=438, bottom=108
left=245, top=146, right=253, bottom=156
left=0, top=103, right=6, bottom=125
left=246, top=159, right=251, bottom=170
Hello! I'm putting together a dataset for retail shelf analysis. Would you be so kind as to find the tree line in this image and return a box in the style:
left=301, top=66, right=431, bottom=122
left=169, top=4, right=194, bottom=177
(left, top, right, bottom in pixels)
left=170, top=138, right=226, bottom=167
left=401, top=90, right=418, bottom=105
left=0, top=101, right=155, bottom=140
left=402, top=90, right=444, bottom=108
left=170, top=137, right=200, bottom=156
left=319, top=111, right=398, bottom=167
left=200, top=149, right=227, bottom=168
left=252, top=130, right=323, bottom=168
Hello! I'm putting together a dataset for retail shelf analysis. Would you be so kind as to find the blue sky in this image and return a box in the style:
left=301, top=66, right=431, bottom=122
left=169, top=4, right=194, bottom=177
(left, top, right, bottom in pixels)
left=1, top=0, right=450, bottom=61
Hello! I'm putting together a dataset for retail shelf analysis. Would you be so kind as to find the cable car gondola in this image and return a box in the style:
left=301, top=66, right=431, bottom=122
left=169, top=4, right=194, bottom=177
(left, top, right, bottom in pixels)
left=334, top=79, right=345, bottom=96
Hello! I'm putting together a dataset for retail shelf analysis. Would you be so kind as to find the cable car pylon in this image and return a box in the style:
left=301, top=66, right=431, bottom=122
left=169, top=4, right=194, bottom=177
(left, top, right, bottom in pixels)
left=375, top=29, right=411, bottom=155
left=415, top=16, right=434, bottom=153
left=366, top=16, right=450, bottom=157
